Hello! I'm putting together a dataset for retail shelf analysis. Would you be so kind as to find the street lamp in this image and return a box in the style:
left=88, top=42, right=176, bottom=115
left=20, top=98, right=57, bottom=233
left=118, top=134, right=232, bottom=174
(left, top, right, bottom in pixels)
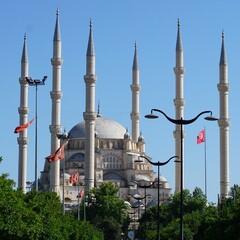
left=145, top=109, right=218, bottom=240
left=26, top=76, right=47, bottom=191
left=135, top=155, right=178, bottom=240
left=129, top=193, right=148, bottom=222
left=130, top=181, right=155, bottom=239
left=130, top=181, right=155, bottom=215
left=26, top=181, right=33, bottom=192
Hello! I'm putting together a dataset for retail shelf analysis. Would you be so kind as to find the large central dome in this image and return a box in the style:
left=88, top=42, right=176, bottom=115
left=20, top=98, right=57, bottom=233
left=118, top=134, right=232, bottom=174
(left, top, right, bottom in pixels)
left=69, top=115, right=127, bottom=139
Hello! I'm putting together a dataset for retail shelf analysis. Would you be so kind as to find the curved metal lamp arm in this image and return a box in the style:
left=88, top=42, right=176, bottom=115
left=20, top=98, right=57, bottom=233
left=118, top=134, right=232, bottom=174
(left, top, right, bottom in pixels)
left=129, top=194, right=148, bottom=200
left=151, top=109, right=213, bottom=125
left=131, top=180, right=156, bottom=188
left=139, top=155, right=179, bottom=166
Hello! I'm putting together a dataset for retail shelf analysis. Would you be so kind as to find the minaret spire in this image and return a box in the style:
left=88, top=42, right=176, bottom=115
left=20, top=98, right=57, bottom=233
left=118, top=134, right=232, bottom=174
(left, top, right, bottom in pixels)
left=173, top=19, right=185, bottom=193
left=218, top=31, right=230, bottom=199
left=17, top=34, right=29, bottom=193
left=47, top=9, right=63, bottom=192
left=53, top=8, right=61, bottom=42
left=176, top=19, right=183, bottom=52
left=84, top=19, right=97, bottom=191
left=86, top=19, right=95, bottom=57
left=131, top=42, right=140, bottom=143
left=219, top=31, right=227, bottom=65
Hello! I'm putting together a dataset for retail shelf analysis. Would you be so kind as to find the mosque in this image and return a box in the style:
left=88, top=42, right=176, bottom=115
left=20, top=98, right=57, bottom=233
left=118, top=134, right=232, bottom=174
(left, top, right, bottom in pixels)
left=17, top=9, right=230, bottom=209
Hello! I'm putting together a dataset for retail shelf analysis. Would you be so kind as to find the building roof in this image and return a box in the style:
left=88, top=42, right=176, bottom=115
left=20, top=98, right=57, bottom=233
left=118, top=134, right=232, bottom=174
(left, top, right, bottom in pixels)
left=69, top=115, right=126, bottom=139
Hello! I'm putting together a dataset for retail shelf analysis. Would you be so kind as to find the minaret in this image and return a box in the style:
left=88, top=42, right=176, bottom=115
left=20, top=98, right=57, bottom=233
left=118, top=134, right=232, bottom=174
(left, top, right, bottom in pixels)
left=84, top=19, right=97, bottom=191
left=131, top=42, right=140, bottom=143
left=173, top=19, right=185, bottom=193
left=17, top=34, right=29, bottom=193
left=49, top=9, right=63, bottom=192
left=218, top=31, right=230, bottom=199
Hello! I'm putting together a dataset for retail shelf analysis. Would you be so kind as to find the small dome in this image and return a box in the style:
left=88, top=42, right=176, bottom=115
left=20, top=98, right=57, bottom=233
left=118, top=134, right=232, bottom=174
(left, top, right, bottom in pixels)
left=69, top=115, right=126, bottom=139
left=154, top=175, right=167, bottom=182
left=147, top=200, right=157, bottom=207
left=124, top=128, right=131, bottom=140
left=133, top=193, right=141, bottom=198
left=132, top=200, right=144, bottom=207
left=138, top=131, right=144, bottom=142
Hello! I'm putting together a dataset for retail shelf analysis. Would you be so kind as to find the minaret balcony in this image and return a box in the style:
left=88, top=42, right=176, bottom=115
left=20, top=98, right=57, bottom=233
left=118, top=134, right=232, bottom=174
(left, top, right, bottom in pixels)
left=217, top=83, right=230, bottom=92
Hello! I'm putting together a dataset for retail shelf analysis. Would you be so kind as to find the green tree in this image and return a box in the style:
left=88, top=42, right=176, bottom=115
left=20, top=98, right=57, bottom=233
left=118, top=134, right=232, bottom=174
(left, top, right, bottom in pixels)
left=0, top=164, right=103, bottom=240
left=86, top=182, right=128, bottom=240
left=137, top=187, right=209, bottom=240
left=199, top=185, right=240, bottom=240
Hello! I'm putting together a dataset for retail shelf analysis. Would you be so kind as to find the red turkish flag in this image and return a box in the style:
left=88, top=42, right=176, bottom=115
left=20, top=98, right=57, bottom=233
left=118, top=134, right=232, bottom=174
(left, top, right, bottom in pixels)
left=197, top=129, right=205, bottom=144
left=69, top=171, right=79, bottom=184
left=45, top=143, right=66, bottom=162
left=14, top=118, right=34, bottom=133
left=77, top=189, right=84, bottom=198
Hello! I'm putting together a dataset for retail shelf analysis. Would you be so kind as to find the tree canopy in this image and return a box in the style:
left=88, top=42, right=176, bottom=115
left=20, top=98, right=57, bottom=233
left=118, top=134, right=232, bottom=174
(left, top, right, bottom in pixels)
left=0, top=170, right=103, bottom=240
left=85, top=182, right=129, bottom=240
left=1, top=155, right=240, bottom=240
left=136, top=186, right=240, bottom=240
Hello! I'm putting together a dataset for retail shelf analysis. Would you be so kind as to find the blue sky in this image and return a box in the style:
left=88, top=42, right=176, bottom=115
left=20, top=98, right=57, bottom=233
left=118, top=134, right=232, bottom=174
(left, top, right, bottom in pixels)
left=1, top=1, right=240, bottom=203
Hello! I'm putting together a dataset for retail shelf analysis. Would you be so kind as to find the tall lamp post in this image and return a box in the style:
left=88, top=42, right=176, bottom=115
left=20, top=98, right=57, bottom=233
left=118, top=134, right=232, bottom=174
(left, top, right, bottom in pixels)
left=130, top=181, right=155, bottom=239
left=130, top=180, right=155, bottom=215
left=145, top=109, right=218, bottom=240
left=26, top=76, right=47, bottom=191
left=136, top=155, right=178, bottom=240
left=129, top=193, right=148, bottom=222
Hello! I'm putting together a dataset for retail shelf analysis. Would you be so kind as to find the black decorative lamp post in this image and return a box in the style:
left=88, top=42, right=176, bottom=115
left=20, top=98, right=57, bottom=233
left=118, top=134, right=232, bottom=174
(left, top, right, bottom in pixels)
left=145, top=109, right=217, bottom=239
left=26, top=76, right=47, bottom=191
left=135, top=155, right=178, bottom=240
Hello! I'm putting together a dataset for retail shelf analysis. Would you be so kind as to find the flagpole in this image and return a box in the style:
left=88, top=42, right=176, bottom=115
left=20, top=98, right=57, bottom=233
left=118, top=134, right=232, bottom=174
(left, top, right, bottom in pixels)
left=83, top=181, right=87, bottom=221
left=63, top=157, right=65, bottom=214
left=78, top=180, right=80, bottom=220
left=204, top=126, right=207, bottom=198
left=35, top=84, right=38, bottom=191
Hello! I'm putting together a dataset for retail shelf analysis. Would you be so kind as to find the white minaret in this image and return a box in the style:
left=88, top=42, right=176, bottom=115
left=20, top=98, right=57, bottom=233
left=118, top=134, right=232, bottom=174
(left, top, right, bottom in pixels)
left=173, top=19, right=185, bottom=193
left=131, top=42, right=140, bottom=143
left=17, top=34, right=29, bottom=193
left=49, top=9, right=63, bottom=192
left=218, top=31, right=230, bottom=199
left=84, top=20, right=97, bottom=191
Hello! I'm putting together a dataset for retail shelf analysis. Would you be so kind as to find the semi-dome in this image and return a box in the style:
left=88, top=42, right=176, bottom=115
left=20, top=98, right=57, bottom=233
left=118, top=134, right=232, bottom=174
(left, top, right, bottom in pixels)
left=135, top=175, right=150, bottom=182
left=154, top=175, right=168, bottom=182
left=69, top=116, right=126, bottom=139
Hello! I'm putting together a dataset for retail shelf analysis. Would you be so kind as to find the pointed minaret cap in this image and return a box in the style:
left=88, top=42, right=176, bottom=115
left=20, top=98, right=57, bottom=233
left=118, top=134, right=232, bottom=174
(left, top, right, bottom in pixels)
left=176, top=18, right=183, bottom=51
left=53, top=8, right=61, bottom=41
left=21, top=33, right=28, bottom=63
left=132, top=42, right=139, bottom=70
left=87, top=18, right=95, bottom=56
left=97, top=100, right=102, bottom=117
left=219, top=30, right=227, bottom=65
